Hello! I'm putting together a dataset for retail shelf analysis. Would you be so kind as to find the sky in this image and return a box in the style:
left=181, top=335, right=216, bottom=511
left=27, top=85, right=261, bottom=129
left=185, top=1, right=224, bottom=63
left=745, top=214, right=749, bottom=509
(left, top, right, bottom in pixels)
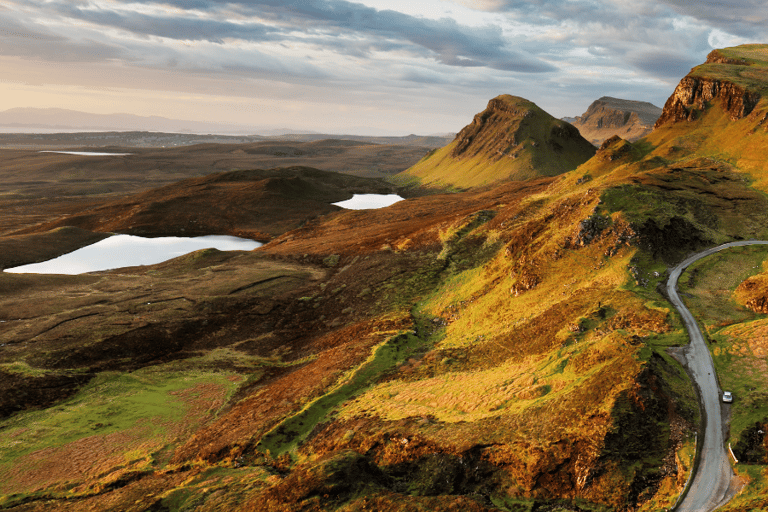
left=0, top=0, right=765, bottom=135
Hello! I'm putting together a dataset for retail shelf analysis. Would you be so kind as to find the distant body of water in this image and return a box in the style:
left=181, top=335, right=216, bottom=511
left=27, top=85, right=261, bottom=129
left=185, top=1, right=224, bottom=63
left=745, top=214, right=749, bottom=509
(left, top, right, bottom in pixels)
left=39, top=151, right=132, bottom=156
left=5, top=235, right=262, bottom=275
left=333, top=194, right=404, bottom=209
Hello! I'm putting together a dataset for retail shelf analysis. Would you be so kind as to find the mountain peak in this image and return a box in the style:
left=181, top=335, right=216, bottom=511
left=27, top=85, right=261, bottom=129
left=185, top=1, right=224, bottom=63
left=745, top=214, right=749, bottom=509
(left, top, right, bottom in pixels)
left=570, top=97, right=662, bottom=145
left=399, top=95, right=595, bottom=189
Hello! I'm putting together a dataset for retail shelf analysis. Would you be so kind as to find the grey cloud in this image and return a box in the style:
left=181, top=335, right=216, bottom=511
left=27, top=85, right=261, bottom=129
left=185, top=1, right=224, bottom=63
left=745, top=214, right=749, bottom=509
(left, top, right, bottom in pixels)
left=0, top=15, right=127, bottom=62
left=23, top=0, right=555, bottom=73
left=46, top=2, right=284, bottom=43
left=658, top=0, right=768, bottom=38
left=627, top=50, right=701, bottom=80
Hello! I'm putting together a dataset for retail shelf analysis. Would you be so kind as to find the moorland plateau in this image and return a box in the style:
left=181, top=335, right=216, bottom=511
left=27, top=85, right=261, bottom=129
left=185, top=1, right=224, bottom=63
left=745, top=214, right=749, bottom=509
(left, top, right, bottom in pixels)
left=4, top=45, right=768, bottom=511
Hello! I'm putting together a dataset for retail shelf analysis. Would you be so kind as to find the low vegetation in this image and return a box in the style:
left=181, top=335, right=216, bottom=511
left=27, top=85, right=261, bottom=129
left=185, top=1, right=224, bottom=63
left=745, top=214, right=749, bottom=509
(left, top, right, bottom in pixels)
left=675, top=245, right=768, bottom=509
left=4, top=43, right=768, bottom=511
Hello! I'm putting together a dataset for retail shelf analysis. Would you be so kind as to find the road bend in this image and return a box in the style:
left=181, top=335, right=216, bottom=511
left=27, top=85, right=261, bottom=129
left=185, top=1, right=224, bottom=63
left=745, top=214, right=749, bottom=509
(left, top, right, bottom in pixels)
left=668, top=241, right=768, bottom=511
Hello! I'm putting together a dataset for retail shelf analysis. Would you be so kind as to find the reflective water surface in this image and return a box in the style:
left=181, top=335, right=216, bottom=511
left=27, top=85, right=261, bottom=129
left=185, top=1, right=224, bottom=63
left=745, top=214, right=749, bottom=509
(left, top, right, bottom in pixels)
left=5, top=235, right=262, bottom=275
left=332, top=194, right=404, bottom=209
left=39, top=151, right=132, bottom=156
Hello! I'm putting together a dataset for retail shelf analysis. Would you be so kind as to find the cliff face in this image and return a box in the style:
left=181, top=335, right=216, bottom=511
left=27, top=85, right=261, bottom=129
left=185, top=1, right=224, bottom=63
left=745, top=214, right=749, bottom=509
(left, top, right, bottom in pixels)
left=571, top=97, right=662, bottom=145
left=654, top=50, right=762, bottom=128
left=654, top=76, right=760, bottom=127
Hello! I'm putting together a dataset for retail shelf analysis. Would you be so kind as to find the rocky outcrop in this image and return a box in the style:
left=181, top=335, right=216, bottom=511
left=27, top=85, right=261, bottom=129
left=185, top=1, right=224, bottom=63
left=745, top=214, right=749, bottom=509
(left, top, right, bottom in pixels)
left=570, top=97, right=661, bottom=145
left=655, top=77, right=760, bottom=127
left=451, top=95, right=588, bottom=161
left=705, top=48, right=749, bottom=66
left=401, top=94, right=596, bottom=188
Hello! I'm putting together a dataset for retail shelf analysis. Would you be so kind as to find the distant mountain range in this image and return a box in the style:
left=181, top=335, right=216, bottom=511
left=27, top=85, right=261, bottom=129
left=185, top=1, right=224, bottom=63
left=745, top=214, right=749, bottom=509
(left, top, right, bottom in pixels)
left=0, top=108, right=422, bottom=138
left=0, top=108, right=280, bottom=135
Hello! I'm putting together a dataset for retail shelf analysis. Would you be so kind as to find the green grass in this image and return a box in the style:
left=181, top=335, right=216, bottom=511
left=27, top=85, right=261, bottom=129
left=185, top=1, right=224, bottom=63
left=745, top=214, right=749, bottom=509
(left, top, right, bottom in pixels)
left=1, top=369, right=222, bottom=459
left=0, top=363, right=244, bottom=497
left=150, top=465, right=274, bottom=511
left=675, top=244, right=768, bottom=497
left=491, top=496, right=612, bottom=512
left=0, top=361, right=49, bottom=377
left=710, top=321, right=768, bottom=447
left=677, top=245, right=768, bottom=330
left=692, top=45, right=768, bottom=96
left=256, top=332, right=426, bottom=458
left=721, top=464, right=768, bottom=510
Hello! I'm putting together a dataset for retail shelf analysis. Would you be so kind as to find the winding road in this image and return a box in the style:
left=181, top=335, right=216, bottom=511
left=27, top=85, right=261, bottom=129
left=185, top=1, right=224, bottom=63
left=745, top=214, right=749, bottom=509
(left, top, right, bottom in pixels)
left=668, top=241, right=768, bottom=511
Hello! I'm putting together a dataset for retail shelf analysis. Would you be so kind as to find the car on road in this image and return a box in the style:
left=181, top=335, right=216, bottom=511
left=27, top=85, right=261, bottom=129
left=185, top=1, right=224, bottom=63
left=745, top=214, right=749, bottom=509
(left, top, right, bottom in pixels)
left=722, top=391, right=733, bottom=403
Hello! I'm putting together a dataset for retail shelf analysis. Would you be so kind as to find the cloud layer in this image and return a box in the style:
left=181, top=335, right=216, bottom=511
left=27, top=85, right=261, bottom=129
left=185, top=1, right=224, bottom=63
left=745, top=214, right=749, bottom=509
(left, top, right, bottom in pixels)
left=0, top=0, right=765, bottom=133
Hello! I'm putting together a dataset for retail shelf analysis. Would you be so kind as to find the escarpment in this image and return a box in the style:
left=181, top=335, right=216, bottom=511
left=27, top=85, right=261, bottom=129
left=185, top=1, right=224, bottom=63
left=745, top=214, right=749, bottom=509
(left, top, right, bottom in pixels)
left=655, top=51, right=762, bottom=127
left=570, top=96, right=661, bottom=144
left=655, top=77, right=760, bottom=126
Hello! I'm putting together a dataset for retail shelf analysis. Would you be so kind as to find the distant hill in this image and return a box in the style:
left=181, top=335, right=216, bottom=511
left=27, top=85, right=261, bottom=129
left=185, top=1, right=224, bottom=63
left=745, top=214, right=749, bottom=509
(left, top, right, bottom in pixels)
left=398, top=94, right=596, bottom=190
left=0, top=108, right=265, bottom=135
left=0, top=110, right=450, bottom=148
left=14, top=167, right=400, bottom=242
left=266, top=133, right=453, bottom=148
left=569, top=97, right=662, bottom=145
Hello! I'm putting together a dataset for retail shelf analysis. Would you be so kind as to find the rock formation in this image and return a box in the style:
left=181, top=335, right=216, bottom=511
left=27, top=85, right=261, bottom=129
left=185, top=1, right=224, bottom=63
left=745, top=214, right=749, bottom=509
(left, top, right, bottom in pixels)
left=401, top=94, right=596, bottom=189
left=654, top=50, right=762, bottom=127
left=570, top=97, right=662, bottom=145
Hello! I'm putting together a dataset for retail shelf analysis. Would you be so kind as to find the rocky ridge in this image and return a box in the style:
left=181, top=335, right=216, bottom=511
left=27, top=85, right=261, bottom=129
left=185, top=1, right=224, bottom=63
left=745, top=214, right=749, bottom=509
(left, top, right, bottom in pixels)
left=451, top=95, right=587, bottom=161
left=570, top=96, right=662, bottom=145
left=401, top=94, right=596, bottom=189
left=654, top=50, right=762, bottom=127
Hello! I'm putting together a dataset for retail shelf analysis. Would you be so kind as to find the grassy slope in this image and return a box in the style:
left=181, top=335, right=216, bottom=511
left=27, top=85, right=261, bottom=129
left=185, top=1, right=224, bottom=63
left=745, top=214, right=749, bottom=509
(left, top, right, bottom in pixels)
left=6, top=45, right=768, bottom=511
left=263, top=161, right=719, bottom=510
left=646, top=45, right=768, bottom=192
left=397, top=96, right=595, bottom=190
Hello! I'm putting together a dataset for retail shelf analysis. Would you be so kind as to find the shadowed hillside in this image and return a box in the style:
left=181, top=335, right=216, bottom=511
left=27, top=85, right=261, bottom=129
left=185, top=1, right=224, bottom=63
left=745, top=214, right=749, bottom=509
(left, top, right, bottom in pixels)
left=398, top=95, right=596, bottom=190
left=7, top=167, right=400, bottom=245
left=0, top=140, right=431, bottom=238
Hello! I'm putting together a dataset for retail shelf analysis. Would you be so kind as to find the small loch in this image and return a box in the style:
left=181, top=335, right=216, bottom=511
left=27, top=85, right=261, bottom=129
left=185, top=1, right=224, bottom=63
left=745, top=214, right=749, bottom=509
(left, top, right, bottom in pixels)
left=5, top=234, right=262, bottom=275
left=332, top=194, right=404, bottom=210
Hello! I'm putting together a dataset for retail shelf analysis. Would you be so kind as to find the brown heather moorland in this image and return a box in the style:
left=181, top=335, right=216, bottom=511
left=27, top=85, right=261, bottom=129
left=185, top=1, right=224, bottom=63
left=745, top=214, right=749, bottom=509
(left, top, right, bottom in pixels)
left=4, top=44, right=768, bottom=511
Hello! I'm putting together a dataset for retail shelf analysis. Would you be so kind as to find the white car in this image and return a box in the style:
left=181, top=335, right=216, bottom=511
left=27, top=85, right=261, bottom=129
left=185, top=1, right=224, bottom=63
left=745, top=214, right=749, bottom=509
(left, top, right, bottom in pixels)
left=722, top=391, right=733, bottom=403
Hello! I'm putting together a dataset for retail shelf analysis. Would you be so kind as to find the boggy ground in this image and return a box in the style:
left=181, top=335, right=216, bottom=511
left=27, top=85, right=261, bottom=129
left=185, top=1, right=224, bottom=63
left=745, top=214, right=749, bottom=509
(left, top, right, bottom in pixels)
left=5, top=151, right=767, bottom=511
left=6, top=95, right=768, bottom=509
left=0, top=139, right=431, bottom=237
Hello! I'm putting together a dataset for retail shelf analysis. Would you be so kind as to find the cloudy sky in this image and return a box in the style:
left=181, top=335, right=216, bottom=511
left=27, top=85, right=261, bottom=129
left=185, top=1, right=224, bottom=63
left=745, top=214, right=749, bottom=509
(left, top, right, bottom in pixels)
left=0, top=0, right=765, bottom=135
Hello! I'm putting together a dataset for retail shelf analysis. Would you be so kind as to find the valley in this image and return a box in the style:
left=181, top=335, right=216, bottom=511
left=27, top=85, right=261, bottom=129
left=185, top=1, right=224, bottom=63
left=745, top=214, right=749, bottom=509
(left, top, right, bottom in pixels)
left=3, top=44, right=768, bottom=512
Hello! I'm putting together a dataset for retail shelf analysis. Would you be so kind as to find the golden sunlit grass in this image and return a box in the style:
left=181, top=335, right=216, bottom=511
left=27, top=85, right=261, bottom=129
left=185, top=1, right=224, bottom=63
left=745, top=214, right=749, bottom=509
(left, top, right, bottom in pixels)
left=340, top=330, right=637, bottom=424
left=645, top=98, right=768, bottom=194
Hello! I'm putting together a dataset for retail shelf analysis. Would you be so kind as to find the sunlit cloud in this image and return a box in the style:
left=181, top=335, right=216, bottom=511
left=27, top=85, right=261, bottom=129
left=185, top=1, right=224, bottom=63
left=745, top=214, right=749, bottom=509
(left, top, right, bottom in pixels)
left=0, top=0, right=766, bottom=134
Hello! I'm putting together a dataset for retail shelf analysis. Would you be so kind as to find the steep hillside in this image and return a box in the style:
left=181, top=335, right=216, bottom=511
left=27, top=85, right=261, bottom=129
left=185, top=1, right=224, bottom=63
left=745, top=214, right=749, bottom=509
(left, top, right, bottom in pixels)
left=398, top=95, right=596, bottom=190
left=6, top=45, right=768, bottom=512
left=570, top=97, right=662, bottom=145
left=647, top=44, right=768, bottom=191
